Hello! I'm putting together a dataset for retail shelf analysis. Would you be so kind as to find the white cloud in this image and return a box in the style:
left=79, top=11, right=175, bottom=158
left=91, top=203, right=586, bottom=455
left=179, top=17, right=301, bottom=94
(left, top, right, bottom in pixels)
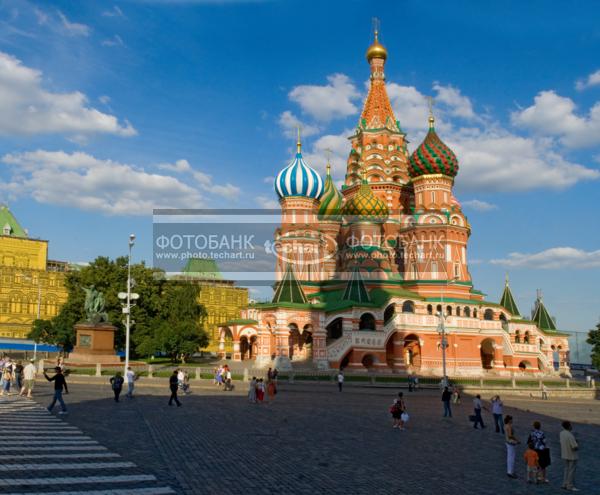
left=101, top=35, right=124, bottom=47
left=511, top=90, right=600, bottom=148
left=433, top=83, right=478, bottom=120
left=575, top=69, right=600, bottom=91
left=491, top=247, right=600, bottom=269
left=387, top=83, right=430, bottom=132
left=57, top=11, right=90, bottom=37
left=303, top=129, right=352, bottom=178
left=1, top=150, right=204, bottom=215
left=99, top=95, right=111, bottom=105
left=289, top=74, right=360, bottom=122
left=256, top=195, right=279, bottom=209
left=263, top=176, right=275, bottom=184
left=461, top=199, right=498, bottom=212
left=278, top=111, right=319, bottom=139
left=450, top=130, right=599, bottom=192
left=102, top=6, right=125, bottom=18
left=158, top=159, right=191, bottom=173
left=190, top=170, right=240, bottom=200
left=0, top=51, right=135, bottom=137
left=33, top=8, right=49, bottom=25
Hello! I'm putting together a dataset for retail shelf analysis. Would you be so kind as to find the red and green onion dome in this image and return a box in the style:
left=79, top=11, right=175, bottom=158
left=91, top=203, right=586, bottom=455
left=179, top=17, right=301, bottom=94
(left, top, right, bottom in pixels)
left=342, top=176, right=388, bottom=224
left=318, top=164, right=343, bottom=221
left=409, top=117, right=459, bottom=178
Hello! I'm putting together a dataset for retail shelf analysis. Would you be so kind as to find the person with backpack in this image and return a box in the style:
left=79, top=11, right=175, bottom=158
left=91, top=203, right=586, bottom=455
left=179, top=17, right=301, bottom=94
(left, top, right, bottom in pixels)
left=0, top=358, right=13, bottom=396
left=528, top=421, right=551, bottom=483
left=44, top=366, right=69, bottom=414
left=110, top=371, right=125, bottom=402
left=441, top=386, right=452, bottom=418
left=168, top=370, right=181, bottom=407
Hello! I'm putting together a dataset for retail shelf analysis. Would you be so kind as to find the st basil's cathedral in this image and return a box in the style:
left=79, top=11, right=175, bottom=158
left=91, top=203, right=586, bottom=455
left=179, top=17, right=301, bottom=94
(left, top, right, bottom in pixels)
left=219, top=30, right=571, bottom=377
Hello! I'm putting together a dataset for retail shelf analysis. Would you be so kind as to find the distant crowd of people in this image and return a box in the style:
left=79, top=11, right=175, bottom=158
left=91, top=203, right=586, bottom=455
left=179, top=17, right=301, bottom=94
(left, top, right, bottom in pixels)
left=248, top=367, right=278, bottom=404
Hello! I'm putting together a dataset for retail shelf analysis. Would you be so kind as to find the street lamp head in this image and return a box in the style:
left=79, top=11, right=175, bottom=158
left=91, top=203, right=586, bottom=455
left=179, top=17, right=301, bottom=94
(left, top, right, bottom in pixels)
left=129, top=233, right=136, bottom=245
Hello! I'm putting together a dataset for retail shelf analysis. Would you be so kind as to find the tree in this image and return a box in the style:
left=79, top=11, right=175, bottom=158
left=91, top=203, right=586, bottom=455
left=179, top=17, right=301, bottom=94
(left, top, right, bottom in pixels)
left=134, top=282, right=208, bottom=362
left=587, top=321, right=600, bottom=370
left=28, top=256, right=164, bottom=353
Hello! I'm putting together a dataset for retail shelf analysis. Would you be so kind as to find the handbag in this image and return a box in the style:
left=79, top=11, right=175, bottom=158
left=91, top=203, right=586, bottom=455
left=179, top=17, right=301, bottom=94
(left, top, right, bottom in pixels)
left=401, top=412, right=409, bottom=423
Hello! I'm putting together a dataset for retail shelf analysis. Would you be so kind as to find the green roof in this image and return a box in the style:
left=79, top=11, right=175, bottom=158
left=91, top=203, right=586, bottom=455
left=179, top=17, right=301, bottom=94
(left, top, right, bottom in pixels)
left=532, top=297, right=557, bottom=332
left=272, top=265, right=308, bottom=304
left=182, top=259, right=223, bottom=280
left=0, top=206, right=27, bottom=237
left=342, top=268, right=371, bottom=303
left=499, top=281, right=520, bottom=316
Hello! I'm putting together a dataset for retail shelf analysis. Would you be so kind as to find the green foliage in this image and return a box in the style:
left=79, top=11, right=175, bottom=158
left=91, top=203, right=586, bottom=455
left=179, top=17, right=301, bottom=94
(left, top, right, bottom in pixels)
left=133, top=282, right=208, bottom=362
left=28, top=257, right=207, bottom=359
left=587, top=321, right=600, bottom=370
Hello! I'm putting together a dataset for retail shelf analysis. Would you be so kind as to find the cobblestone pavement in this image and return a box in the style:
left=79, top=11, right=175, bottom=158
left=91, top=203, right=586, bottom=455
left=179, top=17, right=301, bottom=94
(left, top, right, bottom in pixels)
left=11, top=380, right=600, bottom=495
left=0, top=395, right=176, bottom=495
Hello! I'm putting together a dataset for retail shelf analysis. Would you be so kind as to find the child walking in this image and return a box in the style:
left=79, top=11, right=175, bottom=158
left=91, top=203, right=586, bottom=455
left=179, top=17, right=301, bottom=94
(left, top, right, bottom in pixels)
left=524, top=441, right=540, bottom=484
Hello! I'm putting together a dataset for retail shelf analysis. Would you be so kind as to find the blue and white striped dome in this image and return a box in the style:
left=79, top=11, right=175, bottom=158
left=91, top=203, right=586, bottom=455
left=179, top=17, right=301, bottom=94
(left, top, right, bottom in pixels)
left=274, top=144, right=324, bottom=199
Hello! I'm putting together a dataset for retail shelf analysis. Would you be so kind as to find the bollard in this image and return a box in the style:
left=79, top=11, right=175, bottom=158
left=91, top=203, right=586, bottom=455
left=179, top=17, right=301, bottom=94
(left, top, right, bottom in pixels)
left=370, top=375, right=376, bottom=385
left=592, top=378, right=596, bottom=389
left=289, top=372, right=295, bottom=384
left=37, top=359, right=44, bottom=374
left=511, top=376, right=516, bottom=389
left=95, top=363, right=102, bottom=377
left=147, top=364, right=154, bottom=378
left=479, top=377, right=484, bottom=388
left=243, top=368, right=249, bottom=382
left=566, top=378, right=570, bottom=388
left=196, top=368, right=202, bottom=380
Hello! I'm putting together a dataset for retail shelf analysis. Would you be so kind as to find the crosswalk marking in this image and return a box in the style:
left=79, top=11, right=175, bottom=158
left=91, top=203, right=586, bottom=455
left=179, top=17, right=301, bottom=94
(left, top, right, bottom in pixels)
left=0, top=461, right=136, bottom=471
left=0, top=474, right=158, bottom=486
left=2, top=488, right=175, bottom=495
left=0, top=398, right=175, bottom=494
left=0, top=453, right=120, bottom=460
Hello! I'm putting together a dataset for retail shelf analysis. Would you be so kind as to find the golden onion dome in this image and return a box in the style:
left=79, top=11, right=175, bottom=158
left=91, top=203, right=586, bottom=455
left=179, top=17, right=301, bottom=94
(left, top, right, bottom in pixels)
left=366, top=30, right=387, bottom=62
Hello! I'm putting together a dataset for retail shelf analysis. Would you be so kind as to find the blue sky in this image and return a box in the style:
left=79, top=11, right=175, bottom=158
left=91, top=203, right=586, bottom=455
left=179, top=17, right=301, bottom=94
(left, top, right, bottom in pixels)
left=0, top=0, right=599, bottom=357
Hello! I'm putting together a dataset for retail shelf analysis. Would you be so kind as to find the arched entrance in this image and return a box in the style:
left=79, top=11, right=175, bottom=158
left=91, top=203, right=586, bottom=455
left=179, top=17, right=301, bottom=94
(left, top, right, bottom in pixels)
left=361, top=354, right=376, bottom=370
left=359, top=313, right=376, bottom=330
left=403, top=334, right=421, bottom=369
left=219, top=327, right=234, bottom=359
left=518, top=360, right=533, bottom=371
left=289, top=323, right=312, bottom=361
left=326, top=317, right=343, bottom=343
left=239, top=332, right=258, bottom=360
left=480, top=338, right=495, bottom=369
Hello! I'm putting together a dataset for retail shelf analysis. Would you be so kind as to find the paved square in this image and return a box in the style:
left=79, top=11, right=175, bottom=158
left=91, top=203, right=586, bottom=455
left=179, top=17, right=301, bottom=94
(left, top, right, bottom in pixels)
left=6, top=380, right=592, bottom=494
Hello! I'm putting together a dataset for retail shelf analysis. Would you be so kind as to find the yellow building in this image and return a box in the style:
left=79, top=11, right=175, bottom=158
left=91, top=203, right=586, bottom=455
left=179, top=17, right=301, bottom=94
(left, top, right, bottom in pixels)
left=177, top=259, right=248, bottom=352
left=0, top=206, right=68, bottom=338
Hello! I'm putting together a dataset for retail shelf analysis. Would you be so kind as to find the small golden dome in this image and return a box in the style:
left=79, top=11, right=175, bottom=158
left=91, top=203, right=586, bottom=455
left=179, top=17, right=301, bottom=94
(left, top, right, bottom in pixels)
left=366, top=30, right=387, bottom=62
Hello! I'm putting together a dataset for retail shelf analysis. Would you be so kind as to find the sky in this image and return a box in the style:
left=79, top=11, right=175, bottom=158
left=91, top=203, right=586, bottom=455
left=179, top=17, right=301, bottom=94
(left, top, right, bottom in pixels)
left=0, top=0, right=599, bottom=359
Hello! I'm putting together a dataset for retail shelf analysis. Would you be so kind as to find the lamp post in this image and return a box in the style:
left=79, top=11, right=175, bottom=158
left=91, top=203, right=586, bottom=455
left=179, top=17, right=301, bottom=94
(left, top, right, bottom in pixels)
left=124, top=234, right=135, bottom=379
left=438, top=275, right=459, bottom=387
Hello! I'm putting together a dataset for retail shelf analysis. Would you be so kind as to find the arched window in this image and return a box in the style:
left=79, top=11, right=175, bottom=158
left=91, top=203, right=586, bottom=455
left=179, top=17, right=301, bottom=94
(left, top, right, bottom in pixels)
left=383, top=305, right=395, bottom=324
left=524, top=331, right=530, bottom=344
left=402, top=300, right=415, bottom=313
left=446, top=305, right=452, bottom=316
left=456, top=307, right=461, bottom=317
left=359, top=313, right=376, bottom=331
left=464, top=307, right=471, bottom=318
left=436, top=304, right=442, bottom=315
left=473, top=308, right=478, bottom=318
left=427, top=304, right=433, bottom=315
left=515, top=330, right=521, bottom=343
left=484, top=309, right=494, bottom=321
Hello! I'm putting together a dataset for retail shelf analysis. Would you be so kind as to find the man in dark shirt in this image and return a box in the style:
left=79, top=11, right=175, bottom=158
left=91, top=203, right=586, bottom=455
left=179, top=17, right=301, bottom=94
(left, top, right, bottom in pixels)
left=44, top=366, right=69, bottom=414
left=441, top=386, right=452, bottom=418
left=168, top=370, right=181, bottom=406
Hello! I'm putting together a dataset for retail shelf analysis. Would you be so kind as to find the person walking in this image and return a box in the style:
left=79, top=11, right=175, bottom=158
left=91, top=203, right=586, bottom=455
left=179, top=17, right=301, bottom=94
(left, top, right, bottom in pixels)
left=110, top=371, right=124, bottom=402
left=491, top=395, right=505, bottom=433
left=559, top=420, right=579, bottom=492
left=397, top=392, right=407, bottom=430
left=20, top=359, right=37, bottom=398
left=337, top=370, right=344, bottom=392
left=1, top=358, right=13, bottom=396
left=472, top=394, right=485, bottom=429
left=528, top=421, right=551, bottom=483
left=44, top=366, right=68, bottom=414
left=224, top=368, right=233, bottom=391
left=248, top=376, right=257, bottom=403
left=182, top=370, right=191, bottom=395
left=125, top=366, right=136, bottom=398
left=524, top=441, right=540, bottom=484
left=256, top=379, right=265, bottom=403
left=452, top=385, right=461, bottom=404
left=504, top=415, right=520, bottom=479
left=267, top=378, right=276, bottom=403
left=14, top=360, right=23, bottom=391
left=541, top=384, right=549, bottom=400
left=168, top=370, right=181, bottom=407
left=441, top=386, right=452, bottom=418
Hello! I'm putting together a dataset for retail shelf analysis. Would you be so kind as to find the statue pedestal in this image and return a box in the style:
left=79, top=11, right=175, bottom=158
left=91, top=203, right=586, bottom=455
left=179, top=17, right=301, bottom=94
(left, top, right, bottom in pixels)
left=67, top=323, right=121, bottom=365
